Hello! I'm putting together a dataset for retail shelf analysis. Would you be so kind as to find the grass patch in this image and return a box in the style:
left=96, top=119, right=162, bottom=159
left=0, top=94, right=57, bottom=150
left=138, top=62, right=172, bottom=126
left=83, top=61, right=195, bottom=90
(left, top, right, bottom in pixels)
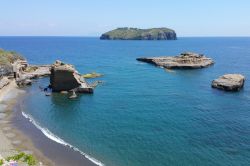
left=0, top=48, right=24, bottom=65
left=5, top=152, right=36, bottom=166
left=82, top=72, right=103, bottom=79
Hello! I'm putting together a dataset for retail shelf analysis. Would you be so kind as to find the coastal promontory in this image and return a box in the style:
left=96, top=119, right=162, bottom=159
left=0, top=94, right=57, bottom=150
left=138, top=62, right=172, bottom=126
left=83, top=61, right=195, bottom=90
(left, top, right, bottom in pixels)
left=100, top=27, right=177, bottom=40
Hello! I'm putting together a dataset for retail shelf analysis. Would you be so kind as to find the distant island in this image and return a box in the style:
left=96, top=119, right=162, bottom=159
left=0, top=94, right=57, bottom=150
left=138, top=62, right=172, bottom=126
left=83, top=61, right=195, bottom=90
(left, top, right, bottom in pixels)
left=100, top=27, right=177, bottom=40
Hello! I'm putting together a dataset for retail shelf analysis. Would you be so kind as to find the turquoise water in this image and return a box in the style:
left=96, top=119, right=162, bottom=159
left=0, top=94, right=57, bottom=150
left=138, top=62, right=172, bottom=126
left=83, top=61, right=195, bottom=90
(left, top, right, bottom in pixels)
left=1, top=37, right=250, bottom=166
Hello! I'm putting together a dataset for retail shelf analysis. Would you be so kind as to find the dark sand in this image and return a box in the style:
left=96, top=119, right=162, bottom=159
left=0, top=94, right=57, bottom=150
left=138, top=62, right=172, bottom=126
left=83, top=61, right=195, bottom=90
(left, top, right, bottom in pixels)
left=11, top=102, right=98, bottom=166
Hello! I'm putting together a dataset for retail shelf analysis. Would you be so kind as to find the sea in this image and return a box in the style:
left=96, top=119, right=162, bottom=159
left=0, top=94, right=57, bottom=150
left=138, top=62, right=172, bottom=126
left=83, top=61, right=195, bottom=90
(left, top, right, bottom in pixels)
left=0, top=37, right=250, bottom=166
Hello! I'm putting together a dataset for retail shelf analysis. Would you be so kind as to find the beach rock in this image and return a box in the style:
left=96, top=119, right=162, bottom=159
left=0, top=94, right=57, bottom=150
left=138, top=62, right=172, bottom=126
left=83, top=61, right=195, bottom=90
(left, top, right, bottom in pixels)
left=12, top=140, right=22, bottom=145
left=0, top=113, right=6, bottom=119
left=0, top=77, right=10, bottom=89
left=137, top=52, right=214, bottom=69
left=50, top=60, right=93, bottom=93
left=5, top=132, right=16, bottom=138
left=212, top=74, right=245, bottom=91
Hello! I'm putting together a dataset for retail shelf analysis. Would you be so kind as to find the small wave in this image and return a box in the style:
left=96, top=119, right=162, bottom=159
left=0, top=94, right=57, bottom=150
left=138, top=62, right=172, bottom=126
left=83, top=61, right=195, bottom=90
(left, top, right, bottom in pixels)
left=21, top=111, right=104, bottom=166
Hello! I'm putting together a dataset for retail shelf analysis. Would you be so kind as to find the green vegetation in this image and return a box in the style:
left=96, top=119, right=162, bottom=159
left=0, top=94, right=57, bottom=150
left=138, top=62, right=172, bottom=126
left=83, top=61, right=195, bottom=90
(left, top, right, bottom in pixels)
left=100, top=27, right=177, bottom=40
left=0, top=159, right=3, bottom=165
left=4, top=152, right=36, bottom=166
left=0, top=48, right=25, bottom=75
left=0, top=49, right=24, bottom=65
left=24, top=66, right=38, bottom=73
left=23, top=154, right=36, bottom=166
left=82, top=72, right=103, bottom=79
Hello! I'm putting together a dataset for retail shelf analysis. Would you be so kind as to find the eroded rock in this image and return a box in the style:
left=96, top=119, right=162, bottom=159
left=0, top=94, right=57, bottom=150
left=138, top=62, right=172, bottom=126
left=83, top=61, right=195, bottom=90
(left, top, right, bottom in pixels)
left=137, top=52, right=214, bottom=69
left=212, top=74, right=245, bottom=91
left=0, top=77, right=10, bottom=89
left=50, top=60, right=93, bottom=93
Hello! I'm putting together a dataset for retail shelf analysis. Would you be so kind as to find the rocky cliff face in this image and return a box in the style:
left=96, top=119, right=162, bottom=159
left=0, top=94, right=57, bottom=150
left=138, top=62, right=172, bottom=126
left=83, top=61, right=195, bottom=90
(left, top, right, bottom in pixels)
left=50, top=60, right=93, bottom=93
left=0, top=49, right=25, bottom=76
left=100, top=27, right=177, bottom=40
left=137, top=52, right=214, bottom=69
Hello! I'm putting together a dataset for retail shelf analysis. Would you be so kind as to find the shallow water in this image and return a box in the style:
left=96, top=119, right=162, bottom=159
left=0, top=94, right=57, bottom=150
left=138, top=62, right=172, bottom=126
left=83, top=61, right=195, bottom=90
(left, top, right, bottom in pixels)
left=1, top=37, right=250, bottom=166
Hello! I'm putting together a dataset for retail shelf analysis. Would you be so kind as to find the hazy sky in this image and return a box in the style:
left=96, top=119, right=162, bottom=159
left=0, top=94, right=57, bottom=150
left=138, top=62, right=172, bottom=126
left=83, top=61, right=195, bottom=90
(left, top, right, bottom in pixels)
left=0, top=0, right=249, bottom=36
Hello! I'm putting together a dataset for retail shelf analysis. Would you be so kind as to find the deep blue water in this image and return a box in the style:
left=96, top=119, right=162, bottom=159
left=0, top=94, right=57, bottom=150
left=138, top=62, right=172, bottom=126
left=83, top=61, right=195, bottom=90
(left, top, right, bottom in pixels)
left=1, top=37, right=250, bottom=166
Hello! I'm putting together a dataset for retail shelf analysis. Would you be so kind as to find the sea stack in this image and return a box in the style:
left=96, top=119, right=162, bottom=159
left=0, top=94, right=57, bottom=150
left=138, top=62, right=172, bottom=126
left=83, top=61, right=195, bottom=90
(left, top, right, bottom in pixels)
left=212, top=74, right=245, bottom=91
left=100, top=27, right=177, bottom=40
left=50, top=60, right=93, bottom=93
left=137, top=52, right=214, bottom=69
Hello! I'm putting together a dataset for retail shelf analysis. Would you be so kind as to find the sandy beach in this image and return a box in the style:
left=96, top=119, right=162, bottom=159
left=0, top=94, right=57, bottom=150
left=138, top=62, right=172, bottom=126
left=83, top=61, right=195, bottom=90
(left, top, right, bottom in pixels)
left=0, top=80, right=19, bottom=159
left=0, top=79, right=53, bottom=165
left=0, top=79, right=99, bottom=166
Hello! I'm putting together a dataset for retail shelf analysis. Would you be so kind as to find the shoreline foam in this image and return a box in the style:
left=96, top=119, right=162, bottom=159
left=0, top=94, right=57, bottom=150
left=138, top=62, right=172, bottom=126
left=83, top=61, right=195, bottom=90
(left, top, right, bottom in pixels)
left=21, top=111, right=104, bottom=166
left=0, top=80, right=53, bottom=165
left=0, top=79, right=103, bottom=166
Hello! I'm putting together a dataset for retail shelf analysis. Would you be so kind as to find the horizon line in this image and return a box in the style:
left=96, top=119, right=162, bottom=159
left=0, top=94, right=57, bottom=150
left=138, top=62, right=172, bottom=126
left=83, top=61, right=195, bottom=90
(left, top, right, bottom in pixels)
left=0, top=35, right=250, bottom=38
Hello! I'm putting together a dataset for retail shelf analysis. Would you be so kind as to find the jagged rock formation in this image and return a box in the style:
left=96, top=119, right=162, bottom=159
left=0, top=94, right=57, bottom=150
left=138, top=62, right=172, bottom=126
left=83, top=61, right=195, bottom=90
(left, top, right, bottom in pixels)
left=0, top=49, right=25, bottom=76
left=100, top=27, right=177, bottom=40
left=137, top=52, right=214, bottom=69
left=13, top=60, right=51, bottom=86
left=212, top=74, right=245, bottom=91
left=20, top=65, right=51, bottom=79
left=0, top=77, right=10, bottom=89
left=50, top=60, right=93, bottom=93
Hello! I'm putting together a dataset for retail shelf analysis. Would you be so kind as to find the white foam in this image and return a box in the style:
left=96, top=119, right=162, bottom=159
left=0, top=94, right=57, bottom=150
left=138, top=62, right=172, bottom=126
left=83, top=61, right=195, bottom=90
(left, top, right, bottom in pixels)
left=21, top=111, right=105, bottom=166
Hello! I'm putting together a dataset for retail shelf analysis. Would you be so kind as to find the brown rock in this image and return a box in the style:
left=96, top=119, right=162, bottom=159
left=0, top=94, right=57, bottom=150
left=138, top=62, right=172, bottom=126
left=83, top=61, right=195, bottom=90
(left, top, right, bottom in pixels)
left=137, top=52, right=214, bottom=69
left=50, top=60, right=93, bottom=93
left=212, top=74, right=245, bottom=91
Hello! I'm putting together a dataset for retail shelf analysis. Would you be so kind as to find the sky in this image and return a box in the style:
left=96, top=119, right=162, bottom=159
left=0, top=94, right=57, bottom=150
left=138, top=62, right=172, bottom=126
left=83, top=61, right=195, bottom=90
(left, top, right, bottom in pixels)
left=0, top=0, right=249, bottom=37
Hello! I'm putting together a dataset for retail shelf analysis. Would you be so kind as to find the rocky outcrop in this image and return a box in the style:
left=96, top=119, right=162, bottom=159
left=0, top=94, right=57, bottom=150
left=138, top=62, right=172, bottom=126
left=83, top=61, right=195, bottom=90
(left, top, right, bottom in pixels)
left=13, top=60, right=51, bottom=86
left=100, top=27, right=177, bottom=40
left=137, top=52, right=214, bottom=69
left=0, top=49, right=25, bottom=76
left=21, top=65, right=51, bottom=79
left=50, top=60, right=93, bottom=93
left=212, top=74, right=245, bottom=91
left=0, top=77, right=10, bottom=89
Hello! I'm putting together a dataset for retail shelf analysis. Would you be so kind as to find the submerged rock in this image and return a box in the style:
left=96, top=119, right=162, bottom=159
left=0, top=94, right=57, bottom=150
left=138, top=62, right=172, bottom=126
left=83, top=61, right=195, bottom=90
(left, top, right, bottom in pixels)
left=137, top=52, right=214, bottom=69
left=50, top=60, right=93, bottom=93
left=212, top=74, right=245, bottom=91
left=68, top=91, right=77, bottom=99
left=82, top=72, right=103, bottom=79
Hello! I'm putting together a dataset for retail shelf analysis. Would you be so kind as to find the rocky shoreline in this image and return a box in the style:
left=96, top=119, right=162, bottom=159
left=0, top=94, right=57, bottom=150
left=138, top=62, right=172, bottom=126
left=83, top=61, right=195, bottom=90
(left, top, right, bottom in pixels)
left=0, top=49, right=100, bottom=165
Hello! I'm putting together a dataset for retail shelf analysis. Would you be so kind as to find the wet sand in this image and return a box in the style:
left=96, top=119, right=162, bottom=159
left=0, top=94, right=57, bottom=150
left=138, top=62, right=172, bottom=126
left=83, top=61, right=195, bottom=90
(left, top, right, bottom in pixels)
left=0, top=80, right=52, bottom=165
left=12, top=102, right=98, bottom=166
